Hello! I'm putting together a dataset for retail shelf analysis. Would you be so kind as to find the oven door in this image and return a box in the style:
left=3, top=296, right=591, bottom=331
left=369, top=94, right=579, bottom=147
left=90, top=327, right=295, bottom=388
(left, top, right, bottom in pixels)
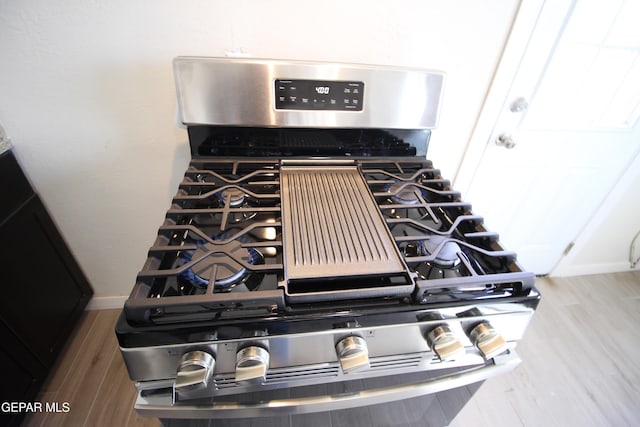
left=133, top=350, right=518, bottom=419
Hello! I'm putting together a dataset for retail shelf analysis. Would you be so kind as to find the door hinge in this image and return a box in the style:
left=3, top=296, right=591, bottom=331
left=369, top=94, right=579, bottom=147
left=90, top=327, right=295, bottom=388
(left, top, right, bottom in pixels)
left=563, top=242, right=575, bottom=256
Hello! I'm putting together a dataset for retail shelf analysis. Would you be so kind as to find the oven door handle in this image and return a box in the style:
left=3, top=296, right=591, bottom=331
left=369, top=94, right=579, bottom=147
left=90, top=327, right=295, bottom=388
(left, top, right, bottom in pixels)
left=135, top=350, right=520, bottom=419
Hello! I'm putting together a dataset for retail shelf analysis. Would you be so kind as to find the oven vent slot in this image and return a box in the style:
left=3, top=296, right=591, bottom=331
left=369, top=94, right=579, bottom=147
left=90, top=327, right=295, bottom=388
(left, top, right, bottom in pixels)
left=213, top=375, right=238, bottom=390
left=213, top=364, right=341, bottom=389
left=369, top=353, right=424, bottom=371
left=266, top=365, right=340, bottom=383
left=212, top=356, right=423, bottom=391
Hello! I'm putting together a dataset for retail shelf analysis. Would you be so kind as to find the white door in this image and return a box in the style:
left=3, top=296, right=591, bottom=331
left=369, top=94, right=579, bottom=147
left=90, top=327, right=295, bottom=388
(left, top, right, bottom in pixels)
left=455, top=0, right=640, bottom=274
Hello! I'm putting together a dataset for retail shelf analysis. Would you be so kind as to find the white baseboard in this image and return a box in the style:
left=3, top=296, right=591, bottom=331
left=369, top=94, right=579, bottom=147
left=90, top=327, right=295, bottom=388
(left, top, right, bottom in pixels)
left=86, top=296, right=128, bottom=310
left=551, top=262, right=637, bottom=277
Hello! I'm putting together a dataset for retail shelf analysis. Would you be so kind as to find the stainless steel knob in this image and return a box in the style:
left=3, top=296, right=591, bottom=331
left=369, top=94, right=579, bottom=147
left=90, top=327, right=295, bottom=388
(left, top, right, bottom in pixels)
left=336, top=335, right=370, bottom=373
left=426, top=325, right=465, bottom=361
left=469, top=322, right=508, bottom=359
left=235, top=346, right=270, bottom=384
left=174, top=350, right=215, bottom=392
left=495, top=134, right=516, bottom=149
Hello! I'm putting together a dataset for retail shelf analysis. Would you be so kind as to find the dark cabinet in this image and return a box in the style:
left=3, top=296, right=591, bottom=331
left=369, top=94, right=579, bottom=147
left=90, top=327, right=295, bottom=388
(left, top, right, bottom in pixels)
left=0, top=150, right=93, bottom=426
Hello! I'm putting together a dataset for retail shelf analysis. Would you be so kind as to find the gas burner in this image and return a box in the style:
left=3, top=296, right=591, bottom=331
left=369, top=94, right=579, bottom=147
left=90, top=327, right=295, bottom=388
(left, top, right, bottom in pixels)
left=420, top=236, right=461, bottom=268
left=216, top=188, right=258, bottom=224
left=385, top=183, right=425, bottom=205
left=180, top=240, right=263, bottom=290
left=192, top=209, right=258, bottom=226
left=217, top=188, right=247, bottom=207
left=190, top=190, right=258, bottom=226
left=409, top=235, right=464, bottom=280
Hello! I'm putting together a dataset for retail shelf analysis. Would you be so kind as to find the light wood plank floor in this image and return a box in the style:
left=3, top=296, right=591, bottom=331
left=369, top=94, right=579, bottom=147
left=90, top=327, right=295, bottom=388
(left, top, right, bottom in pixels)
left=22, top=271, right=640, bottom=427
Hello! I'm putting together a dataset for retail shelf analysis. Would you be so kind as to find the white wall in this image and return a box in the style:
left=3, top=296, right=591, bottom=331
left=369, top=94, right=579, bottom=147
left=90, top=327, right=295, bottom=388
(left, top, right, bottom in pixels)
left=0, top=0, right=518, bottom=305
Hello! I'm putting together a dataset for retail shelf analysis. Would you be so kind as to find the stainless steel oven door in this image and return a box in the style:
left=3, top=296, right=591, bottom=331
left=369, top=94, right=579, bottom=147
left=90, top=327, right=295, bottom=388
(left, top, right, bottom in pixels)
left=133, top=350, right=519, bottom=419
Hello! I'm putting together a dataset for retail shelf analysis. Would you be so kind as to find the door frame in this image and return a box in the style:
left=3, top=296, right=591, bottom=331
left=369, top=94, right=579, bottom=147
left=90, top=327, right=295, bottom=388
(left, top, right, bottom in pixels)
left=454, top=0, right=546, bottom=194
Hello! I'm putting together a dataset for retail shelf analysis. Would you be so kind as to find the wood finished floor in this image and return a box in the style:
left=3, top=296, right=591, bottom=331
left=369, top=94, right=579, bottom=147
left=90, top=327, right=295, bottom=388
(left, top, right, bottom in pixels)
left=22, top=271, right=640, bottom=427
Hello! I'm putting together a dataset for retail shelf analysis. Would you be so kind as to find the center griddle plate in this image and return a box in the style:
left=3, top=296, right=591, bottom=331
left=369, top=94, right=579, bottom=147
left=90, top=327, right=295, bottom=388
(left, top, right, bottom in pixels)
left=280, top=166, right=413, bottom=301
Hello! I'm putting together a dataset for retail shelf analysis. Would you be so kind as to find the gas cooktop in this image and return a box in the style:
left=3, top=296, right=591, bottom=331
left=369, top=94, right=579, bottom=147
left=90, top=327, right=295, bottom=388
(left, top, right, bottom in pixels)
left=124, top=128, right=534, bottom=325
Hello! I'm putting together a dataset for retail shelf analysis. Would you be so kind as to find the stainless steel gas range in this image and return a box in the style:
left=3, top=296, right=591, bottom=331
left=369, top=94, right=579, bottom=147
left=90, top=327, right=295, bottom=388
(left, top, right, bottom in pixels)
left=115, top=57, right=539, bottom=422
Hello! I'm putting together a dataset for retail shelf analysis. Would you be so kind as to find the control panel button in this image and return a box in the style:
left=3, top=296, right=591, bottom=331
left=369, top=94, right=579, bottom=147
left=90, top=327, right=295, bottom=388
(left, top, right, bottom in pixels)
left=426, top=325, right=465, bottom=361
left=336, top=335, right=370, bottom=373
left=235, top=346, right=270, bottom=384
left=469, top=322, right=508, bottom=359
left=174, top=350, right=216, bottom=392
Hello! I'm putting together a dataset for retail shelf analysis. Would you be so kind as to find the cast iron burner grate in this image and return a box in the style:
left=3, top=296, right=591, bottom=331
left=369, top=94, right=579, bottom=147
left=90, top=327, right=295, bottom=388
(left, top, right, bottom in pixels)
left=360, top=161, right=533, bottom=303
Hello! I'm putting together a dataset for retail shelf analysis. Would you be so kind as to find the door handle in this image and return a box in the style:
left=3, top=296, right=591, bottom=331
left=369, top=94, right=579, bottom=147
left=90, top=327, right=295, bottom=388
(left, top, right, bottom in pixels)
left=495, top=134, right=516, bottom=149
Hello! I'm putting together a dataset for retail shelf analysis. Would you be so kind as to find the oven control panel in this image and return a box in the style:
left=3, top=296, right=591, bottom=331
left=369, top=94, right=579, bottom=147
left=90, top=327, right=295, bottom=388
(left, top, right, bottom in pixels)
left=275, top=79, right=364, bottom=111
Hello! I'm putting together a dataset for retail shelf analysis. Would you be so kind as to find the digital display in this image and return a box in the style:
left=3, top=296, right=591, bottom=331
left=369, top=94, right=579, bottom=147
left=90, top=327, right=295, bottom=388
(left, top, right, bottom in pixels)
left=275, top=79, right=364, bottom=111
